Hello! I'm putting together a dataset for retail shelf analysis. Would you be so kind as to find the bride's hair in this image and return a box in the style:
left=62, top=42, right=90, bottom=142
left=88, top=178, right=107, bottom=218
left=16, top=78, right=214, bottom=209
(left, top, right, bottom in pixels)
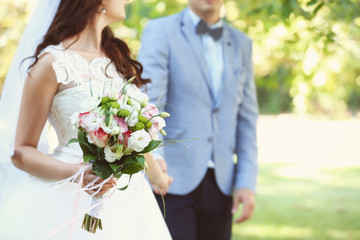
left=28, top=0, right=150, bottom=87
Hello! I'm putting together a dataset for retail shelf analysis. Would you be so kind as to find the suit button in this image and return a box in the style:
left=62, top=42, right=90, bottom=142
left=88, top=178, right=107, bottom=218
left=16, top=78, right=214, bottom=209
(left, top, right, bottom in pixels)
left=208, top=137, right=214, bottom=143
left=213, top=108, right=219, bottom=114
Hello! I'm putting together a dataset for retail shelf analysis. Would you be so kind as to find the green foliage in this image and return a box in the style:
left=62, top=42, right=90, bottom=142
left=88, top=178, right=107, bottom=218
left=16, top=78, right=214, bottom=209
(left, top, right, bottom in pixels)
left=1, top=0, right=359, bottom=115
left=0, top=1, right=29, bottom=95
left=67, top=131, right=148, bottom=179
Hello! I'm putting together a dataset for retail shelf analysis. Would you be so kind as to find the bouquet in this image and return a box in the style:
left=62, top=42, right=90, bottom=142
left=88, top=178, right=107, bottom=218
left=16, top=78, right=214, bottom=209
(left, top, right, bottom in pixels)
left=68, top=77, right=169, bottom=233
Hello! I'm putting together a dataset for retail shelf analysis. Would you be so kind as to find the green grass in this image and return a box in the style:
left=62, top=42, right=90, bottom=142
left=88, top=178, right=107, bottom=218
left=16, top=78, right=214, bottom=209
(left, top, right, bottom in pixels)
left=232, top=163, right=360, bottom=240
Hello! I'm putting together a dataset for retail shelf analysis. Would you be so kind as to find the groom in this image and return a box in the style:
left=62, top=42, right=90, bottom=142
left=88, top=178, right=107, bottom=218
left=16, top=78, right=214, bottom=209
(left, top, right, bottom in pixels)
left=138, top=0, right=258, bottom=239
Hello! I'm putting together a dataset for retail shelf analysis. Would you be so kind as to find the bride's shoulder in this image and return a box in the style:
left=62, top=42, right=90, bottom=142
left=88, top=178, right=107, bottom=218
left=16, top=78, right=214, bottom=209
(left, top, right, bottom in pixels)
left=35, top=43, right=75, bottom=85
left=32, top=44, right=61, bottom=75
left=27, top=51, right=58, bottom=87
left=38, top=44, right=64, bottom=60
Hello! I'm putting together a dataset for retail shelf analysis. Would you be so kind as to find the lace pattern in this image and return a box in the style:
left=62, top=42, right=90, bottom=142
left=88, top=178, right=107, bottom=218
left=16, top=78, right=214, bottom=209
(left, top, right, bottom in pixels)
left=39, top=43, right=125, bottom=91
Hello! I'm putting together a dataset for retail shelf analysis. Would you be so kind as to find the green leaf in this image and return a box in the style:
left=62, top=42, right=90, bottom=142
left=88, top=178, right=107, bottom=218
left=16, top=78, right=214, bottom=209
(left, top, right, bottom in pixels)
left=77, top=130, right=97, bottom=155
left=78, top=130, right=87, bottom=142
left=109, top=162, right=122, bottom=173
left=114, top=172, right=123, bottom=179
left=247, top=6, right=264, bottom=16
left=67, top=138, right=79, bottom=146
left=136, top=155, right=145, bottom=168
left=83, top=154, right=96, bottom=164
left=92, top=162, right=113, bottom=179
left=119, top=155, right=132, bottom=164
left=117, top=185, right=129, bottom=191
left=140, top=140, right=162, bottom=153
left=105, top=110, right=111, bottom=126
left=121, top=162, right=143, bottom=174
left=306, top=0, right=319, bottom=6
left=117, top=175, right=132, bottom=191
left=79, top=141, right=96, bottom=156
left=313, top=2, right=324, bottom=15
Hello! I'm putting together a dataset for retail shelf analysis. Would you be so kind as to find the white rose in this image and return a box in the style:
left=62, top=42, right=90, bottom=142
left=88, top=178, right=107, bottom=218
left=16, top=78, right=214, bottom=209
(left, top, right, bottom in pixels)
left=104, top=145, right=124, bottom=163
left=81, top=97, right=101, bottom=112
left=127, top=129, right=151, bottom=152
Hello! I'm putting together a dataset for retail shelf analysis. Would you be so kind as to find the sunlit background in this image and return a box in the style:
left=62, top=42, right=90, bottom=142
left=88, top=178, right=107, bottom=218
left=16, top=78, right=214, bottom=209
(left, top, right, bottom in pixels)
left=0, top=0, right=359, bottom=239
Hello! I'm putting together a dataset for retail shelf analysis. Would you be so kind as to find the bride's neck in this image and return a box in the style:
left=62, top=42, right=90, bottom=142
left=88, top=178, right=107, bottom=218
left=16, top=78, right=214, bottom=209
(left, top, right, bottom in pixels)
left=63, top=17, right=108, bottom=55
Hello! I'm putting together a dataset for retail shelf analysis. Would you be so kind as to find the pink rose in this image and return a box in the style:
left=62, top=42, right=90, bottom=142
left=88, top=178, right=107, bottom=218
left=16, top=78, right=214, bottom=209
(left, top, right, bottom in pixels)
left=89, top=128, right=109, bottom=148
left=149, top=116, right=166, bottom=136
left=142, top=104, right=158, bottom=120
left=119, top=130, right=133, bottom=148
left=79, top=112, right=104, bottom=133
left=114, top=116, right=129, bottom=135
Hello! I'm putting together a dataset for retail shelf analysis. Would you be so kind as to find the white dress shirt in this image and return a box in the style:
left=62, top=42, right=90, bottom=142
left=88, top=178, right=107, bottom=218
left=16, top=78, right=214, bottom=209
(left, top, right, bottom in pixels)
left=188, top=8, right=225, bottom=168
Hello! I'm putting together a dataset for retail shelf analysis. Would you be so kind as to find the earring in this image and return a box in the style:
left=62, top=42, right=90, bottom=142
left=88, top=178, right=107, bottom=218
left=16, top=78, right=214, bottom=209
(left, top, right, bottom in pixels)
left=102, top=7, right=106, bottom=14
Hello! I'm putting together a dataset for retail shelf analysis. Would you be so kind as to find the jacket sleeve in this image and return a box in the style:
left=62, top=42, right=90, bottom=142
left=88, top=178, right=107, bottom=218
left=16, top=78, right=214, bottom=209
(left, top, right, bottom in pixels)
left=235, top=39, right=259, bottom=193
left=138, top=20, right=170, bottom=159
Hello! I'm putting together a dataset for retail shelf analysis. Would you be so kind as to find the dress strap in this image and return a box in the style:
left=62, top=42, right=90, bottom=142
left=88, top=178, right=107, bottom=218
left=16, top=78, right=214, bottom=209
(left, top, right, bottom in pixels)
left=38, top=43, right=86, bottom=85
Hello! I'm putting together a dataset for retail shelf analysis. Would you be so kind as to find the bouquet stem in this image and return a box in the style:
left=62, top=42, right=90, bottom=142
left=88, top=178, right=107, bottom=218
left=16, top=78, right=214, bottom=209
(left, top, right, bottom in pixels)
left=82, top=213, right=103, bottom=233
left=82, top=195, right=105, bottom=233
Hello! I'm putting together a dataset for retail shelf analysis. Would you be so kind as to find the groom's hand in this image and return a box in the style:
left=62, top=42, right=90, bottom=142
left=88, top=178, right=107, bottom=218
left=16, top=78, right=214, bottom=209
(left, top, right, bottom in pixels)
left=156, top=158, right=168, bottom=173
left=232, top=188, right=256, bottom=223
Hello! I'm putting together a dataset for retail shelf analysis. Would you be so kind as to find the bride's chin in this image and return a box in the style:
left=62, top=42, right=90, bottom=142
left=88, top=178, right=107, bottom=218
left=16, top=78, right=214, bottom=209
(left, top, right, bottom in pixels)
left=112, top=14, right=126, bottom=22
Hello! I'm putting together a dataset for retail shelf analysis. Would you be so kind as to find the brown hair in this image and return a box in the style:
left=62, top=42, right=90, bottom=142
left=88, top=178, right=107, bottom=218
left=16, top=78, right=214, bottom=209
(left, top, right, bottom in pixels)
left=28, top=0, right=150, bottom=87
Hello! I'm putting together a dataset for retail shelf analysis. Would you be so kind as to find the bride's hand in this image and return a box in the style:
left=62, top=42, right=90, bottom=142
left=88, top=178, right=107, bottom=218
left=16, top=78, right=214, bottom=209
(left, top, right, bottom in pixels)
left=151, top=171, right=173, bottom=196
left=81, top=166, right=116, bottom=196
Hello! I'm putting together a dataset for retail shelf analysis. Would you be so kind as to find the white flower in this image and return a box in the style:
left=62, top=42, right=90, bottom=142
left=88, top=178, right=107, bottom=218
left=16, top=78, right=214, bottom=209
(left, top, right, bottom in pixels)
left=125, top=85, right=149, bottom=110
left=81, top=97, right=101, bottom=112
left=101, top=116, right=117, bottom=135
left=102, top=115, right=128, bottom=135
left=149, top=116, right=166, bottom=136
left=112, top=108, right=118, bottom=115
left=127, top=129, right=151, bottom=152
left=79, top=112, right=104, bottom=132
left=109, top=88, right=119, bottom=101
left=133, top=92, right=149, bottom=110
left=124, top=107, right=139, bottom=127
left=125, top=84, right=141, bottom=98
left=160, top=112, right=170, bottom=118
left=104, top=145, right=124, bottom=163
left=93, top=107, right=105, bottom=117
left=112, top=126, right=120, bottom=135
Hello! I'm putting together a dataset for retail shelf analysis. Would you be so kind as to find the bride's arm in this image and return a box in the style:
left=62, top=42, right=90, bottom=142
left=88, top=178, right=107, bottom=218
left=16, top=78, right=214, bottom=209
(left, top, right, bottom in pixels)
left=11, top=54, right=115, bottom=195
left=11, top=53, right=80, bottom=181
left=144, top=152, right=173, bottom=195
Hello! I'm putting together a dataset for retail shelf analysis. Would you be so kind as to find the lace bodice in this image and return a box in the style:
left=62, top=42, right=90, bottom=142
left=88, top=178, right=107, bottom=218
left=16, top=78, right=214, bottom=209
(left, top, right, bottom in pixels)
left=40, top=44, right=126, bottom=149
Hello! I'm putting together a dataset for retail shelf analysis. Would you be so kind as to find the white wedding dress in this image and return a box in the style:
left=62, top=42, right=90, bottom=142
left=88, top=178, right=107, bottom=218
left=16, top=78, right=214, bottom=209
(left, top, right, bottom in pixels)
left=0, top=44, right=172, bottom=240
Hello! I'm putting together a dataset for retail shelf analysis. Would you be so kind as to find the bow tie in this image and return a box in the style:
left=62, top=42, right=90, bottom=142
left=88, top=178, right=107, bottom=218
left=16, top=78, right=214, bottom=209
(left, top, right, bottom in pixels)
left=196, top=20, right=223, bottom=41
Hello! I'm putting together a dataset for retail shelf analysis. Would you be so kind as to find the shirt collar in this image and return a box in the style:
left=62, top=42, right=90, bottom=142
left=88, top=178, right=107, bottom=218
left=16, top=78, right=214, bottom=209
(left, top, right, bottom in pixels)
left=187, top=8, right=223, bottom=30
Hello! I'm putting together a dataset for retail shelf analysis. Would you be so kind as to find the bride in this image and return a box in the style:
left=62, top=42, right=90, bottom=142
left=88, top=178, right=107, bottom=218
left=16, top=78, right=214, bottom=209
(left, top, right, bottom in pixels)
left=0, top=0, right=172, bottom=239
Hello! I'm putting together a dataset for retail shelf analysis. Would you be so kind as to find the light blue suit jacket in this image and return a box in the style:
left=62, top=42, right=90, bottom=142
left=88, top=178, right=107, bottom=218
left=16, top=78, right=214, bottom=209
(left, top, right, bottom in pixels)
left=138, top=9, right=259, bottom=196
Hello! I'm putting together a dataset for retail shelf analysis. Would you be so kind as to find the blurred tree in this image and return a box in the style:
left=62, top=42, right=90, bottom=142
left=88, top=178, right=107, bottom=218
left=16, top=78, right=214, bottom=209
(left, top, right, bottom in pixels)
left=1, top=0, right=359, bottom=115
left=0, top=1, right=29, bottom=96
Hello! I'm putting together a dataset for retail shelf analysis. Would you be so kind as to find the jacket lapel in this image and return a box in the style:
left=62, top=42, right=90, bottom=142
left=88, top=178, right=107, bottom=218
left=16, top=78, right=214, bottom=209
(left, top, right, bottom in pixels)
left=180, top=10, right=215, bottom=102
left=214, top=25, right=234, bottom=109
